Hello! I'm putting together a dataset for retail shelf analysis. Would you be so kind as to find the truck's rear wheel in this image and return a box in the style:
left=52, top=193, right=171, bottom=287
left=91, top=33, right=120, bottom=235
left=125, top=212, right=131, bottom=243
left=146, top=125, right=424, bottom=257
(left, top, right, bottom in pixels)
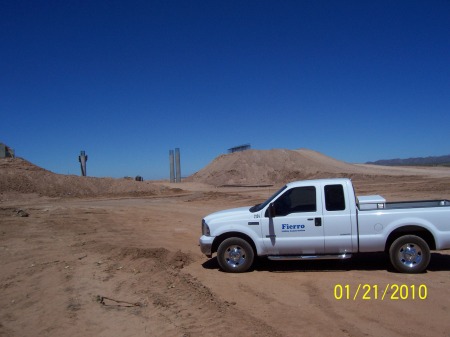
left=389, top=235, right=430, bottom=273
left=217, top=237, right=254, bottom=273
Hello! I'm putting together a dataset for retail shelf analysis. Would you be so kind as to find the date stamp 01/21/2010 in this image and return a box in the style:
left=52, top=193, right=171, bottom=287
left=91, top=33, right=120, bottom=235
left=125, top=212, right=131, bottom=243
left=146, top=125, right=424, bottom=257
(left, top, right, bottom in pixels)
left=333, top=284, right=428, bottom=301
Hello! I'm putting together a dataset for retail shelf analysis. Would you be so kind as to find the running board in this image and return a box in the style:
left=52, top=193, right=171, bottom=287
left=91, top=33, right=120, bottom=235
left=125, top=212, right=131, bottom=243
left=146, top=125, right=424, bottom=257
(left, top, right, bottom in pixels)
left=267, top=253, right=352, bottom=261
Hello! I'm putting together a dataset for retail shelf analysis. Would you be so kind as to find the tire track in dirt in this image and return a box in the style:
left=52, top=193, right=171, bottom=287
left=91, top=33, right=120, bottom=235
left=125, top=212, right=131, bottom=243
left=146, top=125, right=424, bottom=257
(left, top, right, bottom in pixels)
left=92, top=246, right=284, bottom=337
left=303, top=280, right=366, bottom=337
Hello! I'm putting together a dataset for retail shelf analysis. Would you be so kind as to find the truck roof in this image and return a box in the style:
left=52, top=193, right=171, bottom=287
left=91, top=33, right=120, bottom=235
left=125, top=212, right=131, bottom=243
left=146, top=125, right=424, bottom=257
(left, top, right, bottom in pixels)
left=285, top=178, right=352, bottom=188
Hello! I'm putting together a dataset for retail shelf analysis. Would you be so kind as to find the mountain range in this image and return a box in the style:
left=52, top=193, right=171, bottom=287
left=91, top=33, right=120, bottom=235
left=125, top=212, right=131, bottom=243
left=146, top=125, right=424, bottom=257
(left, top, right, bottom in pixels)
left=366, top=155, right=450, bottom=167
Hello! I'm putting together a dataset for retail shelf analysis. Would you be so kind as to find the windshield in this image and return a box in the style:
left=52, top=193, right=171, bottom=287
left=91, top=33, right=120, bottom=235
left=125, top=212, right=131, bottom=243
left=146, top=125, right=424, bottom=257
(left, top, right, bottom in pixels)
left=249, top=185, right=287, bottom=213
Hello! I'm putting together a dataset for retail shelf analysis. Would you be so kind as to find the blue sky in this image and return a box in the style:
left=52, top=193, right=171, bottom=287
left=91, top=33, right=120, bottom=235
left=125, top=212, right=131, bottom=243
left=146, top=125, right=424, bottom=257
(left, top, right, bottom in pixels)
left=1, top=1, right=449, bottom=179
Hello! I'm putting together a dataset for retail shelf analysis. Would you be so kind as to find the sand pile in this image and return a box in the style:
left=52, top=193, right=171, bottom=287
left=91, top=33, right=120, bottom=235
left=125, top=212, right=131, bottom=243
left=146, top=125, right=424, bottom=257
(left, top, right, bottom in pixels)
left=0, top=157, right=170, bottom=198
left=186, top=148, right=442, bottom=186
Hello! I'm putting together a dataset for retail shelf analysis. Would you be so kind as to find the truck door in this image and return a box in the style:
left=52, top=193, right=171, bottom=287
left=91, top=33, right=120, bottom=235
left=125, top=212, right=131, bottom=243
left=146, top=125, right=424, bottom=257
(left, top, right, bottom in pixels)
left=260, top=185, right=325, bottom=255
left=322, top=184, right=353, bottom=253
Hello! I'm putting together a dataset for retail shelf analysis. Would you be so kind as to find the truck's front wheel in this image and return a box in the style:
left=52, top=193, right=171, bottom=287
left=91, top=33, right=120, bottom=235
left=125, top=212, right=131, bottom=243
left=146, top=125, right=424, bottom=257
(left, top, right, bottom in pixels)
left=389, top=235, right=431, bottom=273
left=217, top=237, right=254, bottom=273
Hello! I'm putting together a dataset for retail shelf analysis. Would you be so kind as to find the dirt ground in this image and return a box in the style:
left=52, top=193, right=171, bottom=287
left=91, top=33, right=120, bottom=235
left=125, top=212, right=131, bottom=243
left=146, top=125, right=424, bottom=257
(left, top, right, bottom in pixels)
left=1, top=154, right=450, bottom=337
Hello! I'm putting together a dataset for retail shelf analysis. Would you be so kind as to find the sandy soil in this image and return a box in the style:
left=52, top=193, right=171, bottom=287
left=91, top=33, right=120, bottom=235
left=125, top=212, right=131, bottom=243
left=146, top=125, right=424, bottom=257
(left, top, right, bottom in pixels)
left=1, top=152, right=450, bottom=337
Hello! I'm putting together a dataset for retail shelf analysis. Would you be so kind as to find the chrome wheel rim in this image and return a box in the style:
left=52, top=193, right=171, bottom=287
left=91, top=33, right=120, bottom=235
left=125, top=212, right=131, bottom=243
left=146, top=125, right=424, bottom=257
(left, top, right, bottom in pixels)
left=397, top=243, right=423, bottom=268
left=224, top=245, right=246, bottom=268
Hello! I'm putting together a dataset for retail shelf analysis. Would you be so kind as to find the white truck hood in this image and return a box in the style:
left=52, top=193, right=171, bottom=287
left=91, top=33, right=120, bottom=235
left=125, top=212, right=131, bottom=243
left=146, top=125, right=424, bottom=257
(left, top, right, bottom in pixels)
left=204, top=206, right=252, bottom=225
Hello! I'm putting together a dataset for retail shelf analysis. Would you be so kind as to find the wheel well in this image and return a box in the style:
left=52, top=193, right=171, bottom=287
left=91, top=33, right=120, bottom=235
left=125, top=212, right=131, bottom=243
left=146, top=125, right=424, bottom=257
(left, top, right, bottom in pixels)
left=212, top=232, right=257, bottom=256
left=385, top=226, right=436, bottom=252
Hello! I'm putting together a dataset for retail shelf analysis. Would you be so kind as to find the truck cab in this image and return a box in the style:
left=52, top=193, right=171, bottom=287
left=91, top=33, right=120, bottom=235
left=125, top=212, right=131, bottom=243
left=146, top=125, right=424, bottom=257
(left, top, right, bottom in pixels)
left=256, top=178, right=357, bottom=255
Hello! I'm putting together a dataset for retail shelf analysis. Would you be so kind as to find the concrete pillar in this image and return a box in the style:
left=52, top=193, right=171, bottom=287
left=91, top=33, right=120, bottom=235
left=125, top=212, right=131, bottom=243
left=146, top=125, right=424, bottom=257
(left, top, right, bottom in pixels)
left=175, top=148, right=181, bottom=183
left=169, top=150, right=175, bottom=183
left=78, top=151, right=88, bottom=176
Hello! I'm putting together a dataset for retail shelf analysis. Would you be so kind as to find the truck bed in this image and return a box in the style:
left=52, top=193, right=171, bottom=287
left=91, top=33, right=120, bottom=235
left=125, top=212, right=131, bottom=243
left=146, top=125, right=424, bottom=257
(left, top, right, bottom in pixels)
left=385, top=200, right=450, bottom=209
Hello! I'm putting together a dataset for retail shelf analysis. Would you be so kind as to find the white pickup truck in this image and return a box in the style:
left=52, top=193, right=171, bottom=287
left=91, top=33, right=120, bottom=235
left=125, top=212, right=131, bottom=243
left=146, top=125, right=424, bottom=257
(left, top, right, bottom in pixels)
left=199, top=178, right=450, bottom=273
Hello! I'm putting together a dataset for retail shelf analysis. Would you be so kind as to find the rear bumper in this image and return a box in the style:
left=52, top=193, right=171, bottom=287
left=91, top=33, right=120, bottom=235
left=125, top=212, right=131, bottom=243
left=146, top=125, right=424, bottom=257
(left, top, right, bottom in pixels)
left=199, top=235, right=214, bottom=257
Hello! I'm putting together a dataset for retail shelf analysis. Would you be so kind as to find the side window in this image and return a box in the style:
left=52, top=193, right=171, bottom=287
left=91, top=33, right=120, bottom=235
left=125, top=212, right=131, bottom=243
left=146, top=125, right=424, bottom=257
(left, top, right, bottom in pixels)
left=325, top=184, right=346, bottom=211
left=273, top=186, right=316, bottom=216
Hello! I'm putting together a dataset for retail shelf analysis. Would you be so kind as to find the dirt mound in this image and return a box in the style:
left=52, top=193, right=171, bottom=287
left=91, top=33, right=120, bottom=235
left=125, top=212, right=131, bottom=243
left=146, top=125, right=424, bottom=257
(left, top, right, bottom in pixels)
left=118, top=247, right=193, bottom=269
left=186, top=149, right=395, bottom=186
left=0, top=157, right=176, bottom=198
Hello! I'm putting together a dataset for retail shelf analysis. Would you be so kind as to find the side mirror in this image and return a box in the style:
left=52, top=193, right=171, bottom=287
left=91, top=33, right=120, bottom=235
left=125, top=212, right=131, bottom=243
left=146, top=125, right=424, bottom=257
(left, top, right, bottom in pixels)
left=267, top=203, right=276, bottom=218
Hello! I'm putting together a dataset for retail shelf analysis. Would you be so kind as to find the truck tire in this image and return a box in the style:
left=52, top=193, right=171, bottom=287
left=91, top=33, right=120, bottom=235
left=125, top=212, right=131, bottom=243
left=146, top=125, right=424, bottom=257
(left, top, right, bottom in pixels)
left=217, top=237, right=254, bottom=273
left=389, top=235, right=431, bottom=273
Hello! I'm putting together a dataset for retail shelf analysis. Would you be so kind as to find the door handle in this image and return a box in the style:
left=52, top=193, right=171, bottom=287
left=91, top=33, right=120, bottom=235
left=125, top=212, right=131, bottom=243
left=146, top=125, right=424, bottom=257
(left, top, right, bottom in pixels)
left=315, top=218, right=322, bottom=226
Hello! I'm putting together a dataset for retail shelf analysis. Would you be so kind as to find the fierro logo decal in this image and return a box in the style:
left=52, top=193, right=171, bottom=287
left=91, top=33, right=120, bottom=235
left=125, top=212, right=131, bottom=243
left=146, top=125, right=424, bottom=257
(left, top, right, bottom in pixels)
left=281, top=224, right=305, bottom=232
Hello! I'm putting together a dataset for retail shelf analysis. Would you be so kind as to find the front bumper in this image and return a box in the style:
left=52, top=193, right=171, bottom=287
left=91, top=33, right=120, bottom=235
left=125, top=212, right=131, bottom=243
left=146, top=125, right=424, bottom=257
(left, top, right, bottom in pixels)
left=199, top=235, right=215, bottom=257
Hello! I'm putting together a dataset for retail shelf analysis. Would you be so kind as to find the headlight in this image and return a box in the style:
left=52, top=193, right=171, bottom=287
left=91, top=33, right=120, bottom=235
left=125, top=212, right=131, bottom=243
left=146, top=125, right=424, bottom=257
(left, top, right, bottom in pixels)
left=202, top=219, right=210, bottom=236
